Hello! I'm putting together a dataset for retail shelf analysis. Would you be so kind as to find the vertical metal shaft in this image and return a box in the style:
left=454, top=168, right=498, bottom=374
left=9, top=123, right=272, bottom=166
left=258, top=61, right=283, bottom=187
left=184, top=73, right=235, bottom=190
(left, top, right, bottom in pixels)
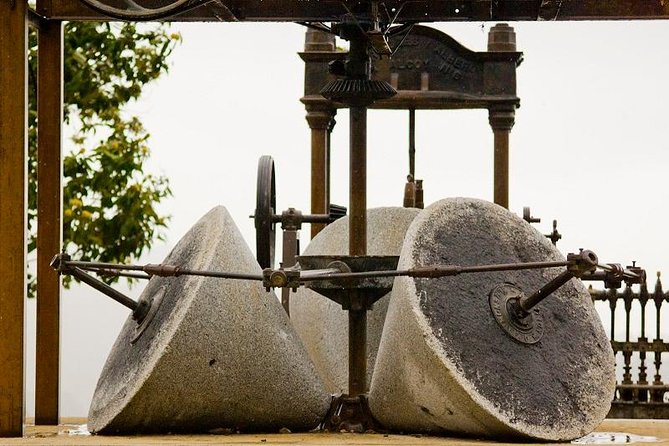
left=348, top=292, right=367, bottom=395
left=281, top=229, right=298, bottom=314
left=492, top=127, right=510, bottom=209
left=409, top=108, right=416, bottom=178
left=488, top=108, right=514, bottom=210
left=349, top=104, right=368, bottom=396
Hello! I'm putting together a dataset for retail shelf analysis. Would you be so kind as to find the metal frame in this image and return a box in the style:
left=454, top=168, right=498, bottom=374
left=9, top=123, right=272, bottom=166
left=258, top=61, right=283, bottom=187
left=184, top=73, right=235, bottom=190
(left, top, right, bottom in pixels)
left=4, top=0, right=669, bottom=437
left=301, top=24, right=522, bottom=212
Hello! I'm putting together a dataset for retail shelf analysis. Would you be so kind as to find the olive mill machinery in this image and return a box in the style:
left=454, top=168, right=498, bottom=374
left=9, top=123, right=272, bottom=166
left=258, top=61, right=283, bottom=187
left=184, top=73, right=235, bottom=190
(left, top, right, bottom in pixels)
left=3, top=0, right=669, bottom=440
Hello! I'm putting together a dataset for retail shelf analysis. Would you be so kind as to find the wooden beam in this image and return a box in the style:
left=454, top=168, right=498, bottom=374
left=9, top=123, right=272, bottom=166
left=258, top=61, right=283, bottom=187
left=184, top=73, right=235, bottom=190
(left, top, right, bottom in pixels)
left=37, top=0, right=669, bottom=22
left=0, top=0, right=28, bottom=437
left=539, top=0, right=669, bottom=20
left=35, top=17, right=63, bottom=426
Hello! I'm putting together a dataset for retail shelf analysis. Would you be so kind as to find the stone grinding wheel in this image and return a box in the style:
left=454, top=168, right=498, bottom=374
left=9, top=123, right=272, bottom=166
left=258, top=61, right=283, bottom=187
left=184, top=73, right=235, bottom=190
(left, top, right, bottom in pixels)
left=290, top=207, right=420, bottom=393
left=369, top=198, right=615, bottom=441
left=88, top=206, right=330, bottom=434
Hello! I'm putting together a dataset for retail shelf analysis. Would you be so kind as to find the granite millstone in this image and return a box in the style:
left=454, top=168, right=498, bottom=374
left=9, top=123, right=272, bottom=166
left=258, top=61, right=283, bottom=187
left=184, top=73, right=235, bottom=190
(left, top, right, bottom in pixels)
left=88, top=206, right=330, bottom=434
left=290, top=207, right=420, bottom=393
left=369, top=198, right=615, bottom=441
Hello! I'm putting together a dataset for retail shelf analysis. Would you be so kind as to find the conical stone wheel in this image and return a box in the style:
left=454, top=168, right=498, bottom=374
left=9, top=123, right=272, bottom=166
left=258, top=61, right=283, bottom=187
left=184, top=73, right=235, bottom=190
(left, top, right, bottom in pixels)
left=369, top=198, right=615, bottom=441
left=88, top=206, right=330, bottom=434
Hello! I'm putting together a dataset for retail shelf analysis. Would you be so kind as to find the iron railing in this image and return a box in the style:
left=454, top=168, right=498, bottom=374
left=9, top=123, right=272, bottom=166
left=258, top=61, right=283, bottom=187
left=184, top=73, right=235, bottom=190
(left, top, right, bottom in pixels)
left=590, top=273, right=669, bottom=418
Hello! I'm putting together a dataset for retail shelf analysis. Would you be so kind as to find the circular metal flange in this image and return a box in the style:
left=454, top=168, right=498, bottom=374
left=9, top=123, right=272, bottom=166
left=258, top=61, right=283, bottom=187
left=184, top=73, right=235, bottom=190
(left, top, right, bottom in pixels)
left=488, top=283, right=544, bottom=345
left=131, top=286, right=166, bottom=345
left=255, top=155, right=276, bottom=269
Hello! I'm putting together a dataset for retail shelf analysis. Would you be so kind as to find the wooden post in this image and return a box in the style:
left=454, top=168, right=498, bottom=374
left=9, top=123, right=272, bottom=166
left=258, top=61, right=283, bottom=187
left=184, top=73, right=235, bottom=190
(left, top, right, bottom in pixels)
left=0, top=0, right=28, bottom=437
left=35, top=17, right=63, bottom=426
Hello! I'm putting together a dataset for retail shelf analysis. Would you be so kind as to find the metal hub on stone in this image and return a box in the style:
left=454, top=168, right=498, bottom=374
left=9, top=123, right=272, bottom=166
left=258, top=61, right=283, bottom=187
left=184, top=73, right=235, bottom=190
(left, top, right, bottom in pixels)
left=488, top=282, right=544, bottom=345
left=369, top=198, right=617, bottom=441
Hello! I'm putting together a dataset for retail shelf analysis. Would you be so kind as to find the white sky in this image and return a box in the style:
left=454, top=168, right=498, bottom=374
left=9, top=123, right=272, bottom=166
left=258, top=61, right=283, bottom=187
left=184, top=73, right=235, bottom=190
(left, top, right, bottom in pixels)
left=24, top=20, right=669, bottom=417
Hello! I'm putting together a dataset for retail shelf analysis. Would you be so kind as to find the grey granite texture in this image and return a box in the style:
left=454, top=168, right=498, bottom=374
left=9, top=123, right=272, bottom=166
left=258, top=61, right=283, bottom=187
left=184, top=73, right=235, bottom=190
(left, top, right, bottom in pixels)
left=88, top=206, right=330, bottom=434
left=369, top=198, right=615, bottom=441
left=290, top=207, right=420, bottom=393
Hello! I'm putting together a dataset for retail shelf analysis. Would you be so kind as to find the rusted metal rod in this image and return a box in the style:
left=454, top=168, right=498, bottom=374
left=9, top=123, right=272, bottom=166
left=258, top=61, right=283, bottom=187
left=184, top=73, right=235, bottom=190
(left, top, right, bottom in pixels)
left=57, top=255, right=646, bottom=288
left=515, top=250, right=598, bottom=317
left=271, top=213, right=338, bottom=224
left=67, top=266, right=140, bottom=314
left=409, top=108, right=416, bottom=178
left=86, top=268, right=152, bottom=280
left=349, top=104, right=368, bottom=397
left=517, top=270, right=574, bottom=314
left=298, top=260, right=569, bottom=282
left=55, top=257, right=264, bottom=282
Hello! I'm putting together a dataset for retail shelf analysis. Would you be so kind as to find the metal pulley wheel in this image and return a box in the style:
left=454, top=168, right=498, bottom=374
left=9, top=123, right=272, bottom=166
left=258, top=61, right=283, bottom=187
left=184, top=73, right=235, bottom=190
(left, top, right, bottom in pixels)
left=255, top=155, right=277, bottom=269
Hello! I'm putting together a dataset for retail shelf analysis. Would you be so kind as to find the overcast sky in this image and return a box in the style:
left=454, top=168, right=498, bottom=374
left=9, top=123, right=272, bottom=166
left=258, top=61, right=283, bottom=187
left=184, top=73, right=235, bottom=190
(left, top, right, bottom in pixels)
left=24, top=20, right=669, bottom=417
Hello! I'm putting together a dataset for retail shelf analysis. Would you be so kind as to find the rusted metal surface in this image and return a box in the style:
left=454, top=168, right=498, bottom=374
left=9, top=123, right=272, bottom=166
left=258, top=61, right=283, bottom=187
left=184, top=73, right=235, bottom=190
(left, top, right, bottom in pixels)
left=0, top=0, right=27, bottom=437
left=489, top=106, right=515, bottom=209
left=37, top=0, right=669, bottom=22
left=306, top=108, right=333, bottom=238
left=349, top=102, right=368, bottom=397
left=590, top=273, right=669, bottom=418
left=35, top=15, right=64, bottom=427
left=301, top=29, right=338, bottom=239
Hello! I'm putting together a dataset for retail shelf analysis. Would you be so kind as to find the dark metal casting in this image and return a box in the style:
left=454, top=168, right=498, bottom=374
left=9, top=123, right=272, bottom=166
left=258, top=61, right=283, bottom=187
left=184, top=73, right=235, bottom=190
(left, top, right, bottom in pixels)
left=321, top=394, right=383, bottom=433
left=296, top=255, right=399, bottom=307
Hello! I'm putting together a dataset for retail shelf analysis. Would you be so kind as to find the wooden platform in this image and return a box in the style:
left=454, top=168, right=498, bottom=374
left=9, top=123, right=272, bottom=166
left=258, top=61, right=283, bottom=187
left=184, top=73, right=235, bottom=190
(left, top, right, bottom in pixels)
left=1, top=419, right=666, bottom=445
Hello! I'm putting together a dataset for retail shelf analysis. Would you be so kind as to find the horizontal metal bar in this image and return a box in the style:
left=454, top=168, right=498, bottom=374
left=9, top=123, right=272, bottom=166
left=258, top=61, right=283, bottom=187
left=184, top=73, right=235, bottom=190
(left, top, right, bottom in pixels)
left=299, top=260, right=569, bottom=282
left=62, top=259, right=264, bottom=281
left=85, top=268, right=152, bottom=280
left=616, top=384, right=669, bottom=391
left=298, top=268, right=342, bottom=280
left=174, top=267, right=264, bottom=281
left=67, top=260, right=145, bottom=272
